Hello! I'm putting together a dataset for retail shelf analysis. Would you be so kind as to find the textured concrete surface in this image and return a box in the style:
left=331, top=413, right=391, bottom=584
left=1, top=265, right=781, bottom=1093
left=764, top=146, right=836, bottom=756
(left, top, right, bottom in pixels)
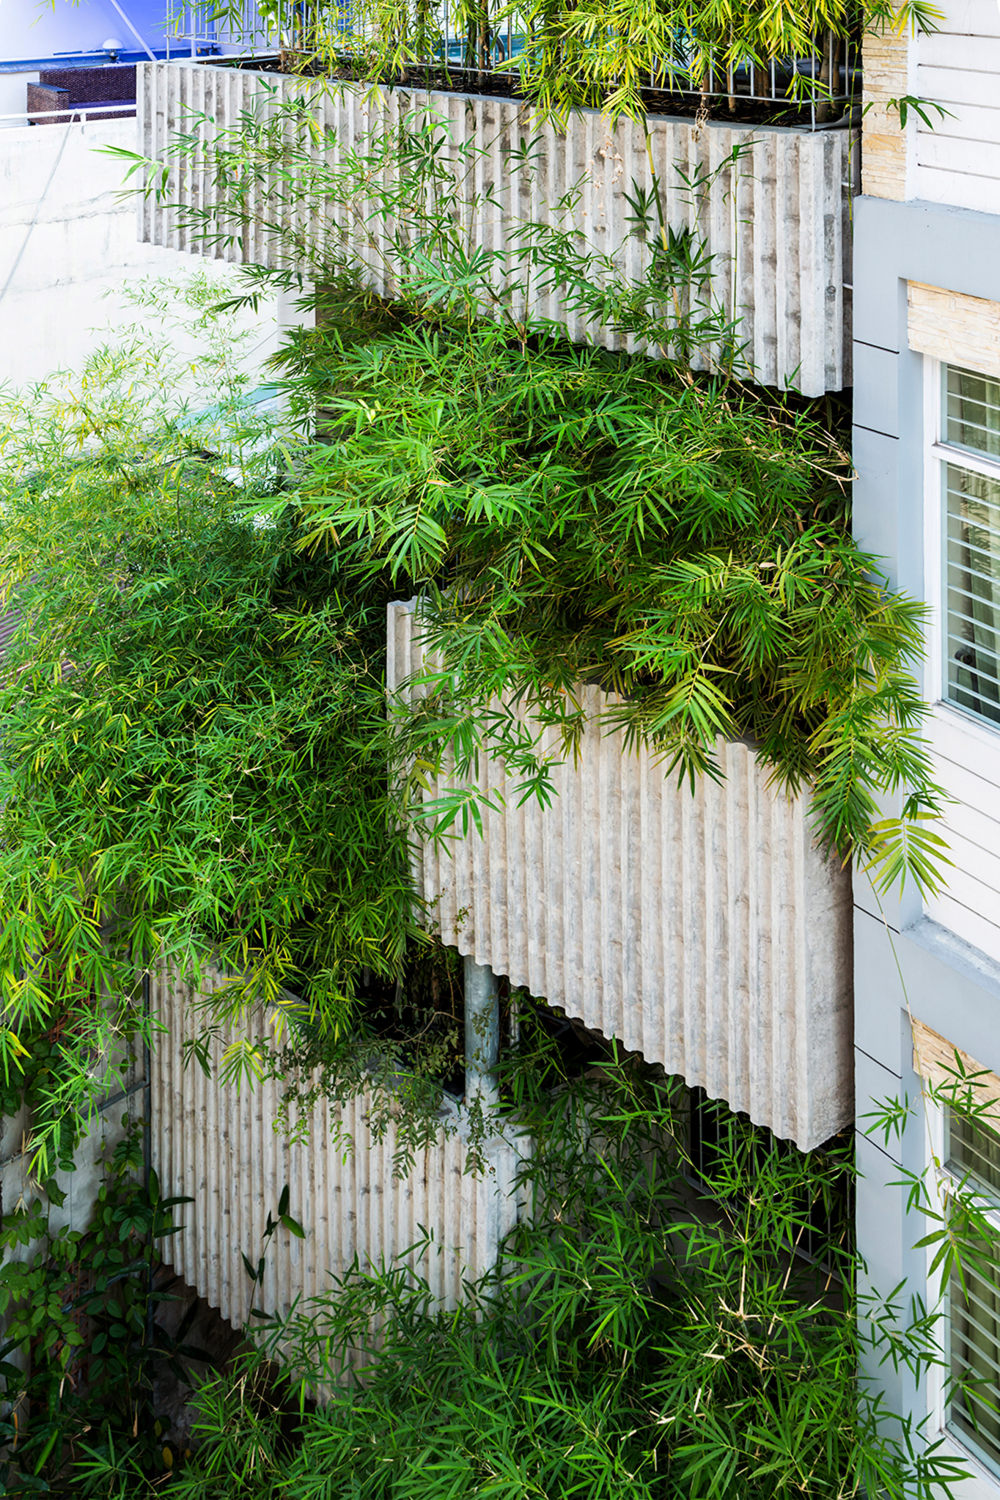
left=138, top=60, right=856, bottom=394
left=150, top=961, right=525, bottom=1334
left=388, top=600, right=855, bottom=1149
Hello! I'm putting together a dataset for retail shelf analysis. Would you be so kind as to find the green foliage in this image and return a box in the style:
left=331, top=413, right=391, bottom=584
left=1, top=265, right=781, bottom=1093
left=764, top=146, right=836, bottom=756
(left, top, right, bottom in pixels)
left=205, top=0, right=945, bottom=122
left=498, top=0, right=943, bottom=122
left=127, top=102, right=946, bottom=890
left=0, top=1033, right=86, bottom=1182
left=0, top=1126, right=194, bottom=1493
left=0, top=282, right=418, bottom=1172
left=269, top=295, right=944, bottom=888
left=1, top=117, right=949, bottom=1156
left=68, top=1046, right=967, bottom=1499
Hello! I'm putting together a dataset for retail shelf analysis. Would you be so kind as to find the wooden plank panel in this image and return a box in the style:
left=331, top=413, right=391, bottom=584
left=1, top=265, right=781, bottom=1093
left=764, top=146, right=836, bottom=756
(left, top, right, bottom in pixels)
left=916, top=103, right=1000, bottom=146
left=939, top=796, right=1000, bottom=859
left=929, top=0, right=1000, bottom=36
left=935, top=820, right=1000, bottom=902
left=925, top=885, right=1000, bottom=961
left=908, top=280, right=1000, bottom=378
left=912, top=1017, right=1000, bottom=1128
left=929, top=0, right=995, bottom=35
left=913, top=162, right=1000, bottom=211
left=920, top=32, right=1000, bottom=73
left=916, top=64, right=1000, bottom=109
left=930, top=760, right=1000, bottom=832
left=862, top=24, right=909, bottom=200
left=917, top=131, right=1000, bottom=179
left=928, top=711, right=1000, bottom=795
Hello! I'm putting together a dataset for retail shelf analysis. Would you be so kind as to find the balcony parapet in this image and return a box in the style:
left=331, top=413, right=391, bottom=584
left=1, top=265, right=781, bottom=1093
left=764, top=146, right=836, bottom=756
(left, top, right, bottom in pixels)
left=388, top=600, right=853, bottom=1151
left=137, top=59, right=855, bottom=395
left=150, top=959, right=523, bottom=1337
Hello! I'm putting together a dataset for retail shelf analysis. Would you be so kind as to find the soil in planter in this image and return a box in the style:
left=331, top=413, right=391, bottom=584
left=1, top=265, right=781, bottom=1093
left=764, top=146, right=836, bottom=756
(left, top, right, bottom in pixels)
left=225, top=53, right=856, bottom=131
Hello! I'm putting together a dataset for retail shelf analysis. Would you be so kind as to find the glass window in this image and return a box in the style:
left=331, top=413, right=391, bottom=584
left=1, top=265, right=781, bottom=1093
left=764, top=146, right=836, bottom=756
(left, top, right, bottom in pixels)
left=942, top=367, right=1000, bottom=727
left=947, top=1105, right=1000, bottom=1205
left=946, top=1105, right=1000, bottom=1476
left=946, top=366, right=1000, bottom=463
left=949, top=1234, right=1000, bottom=1471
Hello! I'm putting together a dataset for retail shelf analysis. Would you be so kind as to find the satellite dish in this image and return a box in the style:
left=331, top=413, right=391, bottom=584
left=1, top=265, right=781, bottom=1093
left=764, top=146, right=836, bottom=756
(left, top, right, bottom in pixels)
left=102, top=37, right=124, bottom=58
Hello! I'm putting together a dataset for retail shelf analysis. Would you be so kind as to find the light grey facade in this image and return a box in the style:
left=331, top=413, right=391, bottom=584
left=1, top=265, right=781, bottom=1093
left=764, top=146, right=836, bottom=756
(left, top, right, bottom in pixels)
left=853, top=190, right=1000, bottom=1495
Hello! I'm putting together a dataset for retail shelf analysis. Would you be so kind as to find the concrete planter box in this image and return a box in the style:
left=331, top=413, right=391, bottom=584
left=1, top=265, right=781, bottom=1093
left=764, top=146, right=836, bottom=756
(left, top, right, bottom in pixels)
left=137, top=59, right=854, bottom=394
left=388, top=600, right=853, bottom=1150
left=150, top=960, right=524, bottom=1335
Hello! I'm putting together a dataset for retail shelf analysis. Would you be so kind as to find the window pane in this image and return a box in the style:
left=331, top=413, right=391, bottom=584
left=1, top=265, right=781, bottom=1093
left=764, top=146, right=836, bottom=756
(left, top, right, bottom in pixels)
left=947, top=1107, right=1000, bottom=1203
left=949, top=1228, right=1000, bottom=1476
left=945, top=464, right=1000, bottom=726
left=947, top=366, right=1000, bottom=461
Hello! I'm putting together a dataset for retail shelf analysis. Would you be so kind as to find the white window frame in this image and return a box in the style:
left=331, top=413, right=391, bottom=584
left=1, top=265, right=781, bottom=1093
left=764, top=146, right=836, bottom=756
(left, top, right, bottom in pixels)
left=925, top=358, right=1000, bottom=750
left=921, top=359, right=1000, bottom=961
left=926, top=1096, right=1000, bottom=1496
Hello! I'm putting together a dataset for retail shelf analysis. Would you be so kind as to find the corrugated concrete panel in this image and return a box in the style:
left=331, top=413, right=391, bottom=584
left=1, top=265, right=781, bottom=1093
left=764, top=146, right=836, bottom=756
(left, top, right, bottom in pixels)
left=0, top=604, right=20, bottom=663
left=138, top=61, right=855, bottom=394
left=149, top=961, right=524, bottom=1335
left=388, top=599, right=854, bottom=1150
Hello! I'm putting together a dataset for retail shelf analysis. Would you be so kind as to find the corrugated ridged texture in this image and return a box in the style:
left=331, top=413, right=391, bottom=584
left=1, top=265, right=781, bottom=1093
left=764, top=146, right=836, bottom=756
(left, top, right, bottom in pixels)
left=138, top=62, right=854, bottom=394
left=0, top=605, right=20, bottom=664
left=150, top=962, right=524, bottom=1335
left=388, top=600, right=853, bottom=1150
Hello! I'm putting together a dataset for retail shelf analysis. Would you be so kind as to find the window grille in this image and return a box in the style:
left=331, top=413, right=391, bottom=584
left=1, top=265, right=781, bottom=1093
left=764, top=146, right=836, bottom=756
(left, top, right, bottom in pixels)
left=942, top=367, right=1000, bottom=728
left=945, top=1104, right=1000, bottom=1476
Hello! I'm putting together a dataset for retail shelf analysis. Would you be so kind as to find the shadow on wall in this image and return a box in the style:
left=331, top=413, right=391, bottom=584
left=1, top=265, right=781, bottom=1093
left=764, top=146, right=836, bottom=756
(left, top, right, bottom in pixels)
left=0, top=116, right=283, bottom=387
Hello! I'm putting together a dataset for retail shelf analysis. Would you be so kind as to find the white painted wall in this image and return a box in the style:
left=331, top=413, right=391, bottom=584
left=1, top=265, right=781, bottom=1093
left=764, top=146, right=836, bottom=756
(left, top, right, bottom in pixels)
left=0, top=114, right=283, bottom=388
left=0, top=72, right=38, bottom=128
left=914, top=0, right=1000, bottom=212
left=923, top=710, right=1000, bottom=962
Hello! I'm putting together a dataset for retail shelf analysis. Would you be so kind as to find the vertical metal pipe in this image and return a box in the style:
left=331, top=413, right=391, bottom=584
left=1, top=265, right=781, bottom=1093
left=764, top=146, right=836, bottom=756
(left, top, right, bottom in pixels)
left=464, top=955, right=499, bottom=1108
left=141, top=967, right=155, bottom=1349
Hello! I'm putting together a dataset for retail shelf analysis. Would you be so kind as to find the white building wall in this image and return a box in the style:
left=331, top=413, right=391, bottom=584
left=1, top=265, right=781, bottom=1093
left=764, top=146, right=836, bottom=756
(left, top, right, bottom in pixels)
left=0, top=114, right=282, bottom=387
left=854, top=5, right=1000, bottom=1471
left=920, top=683, right=1000, bottom=964
left=913, top=0, right=1000, bottom=211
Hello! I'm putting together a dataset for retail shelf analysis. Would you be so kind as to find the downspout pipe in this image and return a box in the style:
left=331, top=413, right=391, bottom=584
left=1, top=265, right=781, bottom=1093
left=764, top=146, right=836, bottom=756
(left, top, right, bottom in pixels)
left=463, top=956, right=499, bottom=1110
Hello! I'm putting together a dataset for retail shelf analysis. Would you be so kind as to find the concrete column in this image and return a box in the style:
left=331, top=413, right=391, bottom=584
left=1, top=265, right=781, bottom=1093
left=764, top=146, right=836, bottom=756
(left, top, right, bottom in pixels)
left=464, top=955, right=499, bottom=1109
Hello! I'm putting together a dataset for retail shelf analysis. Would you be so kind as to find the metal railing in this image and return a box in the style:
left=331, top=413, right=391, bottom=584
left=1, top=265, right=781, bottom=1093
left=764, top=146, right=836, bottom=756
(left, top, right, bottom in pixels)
left=173, top=0, right=858, bottom=129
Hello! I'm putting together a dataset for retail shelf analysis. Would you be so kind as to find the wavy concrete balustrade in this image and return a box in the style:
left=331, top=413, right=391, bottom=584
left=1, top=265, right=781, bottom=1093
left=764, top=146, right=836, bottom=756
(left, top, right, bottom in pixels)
left=388, top=600, right=853, bottom=1150
left=137, top=60, right=854, bottom=395
left=150, top=962, right=524, bottom=1334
